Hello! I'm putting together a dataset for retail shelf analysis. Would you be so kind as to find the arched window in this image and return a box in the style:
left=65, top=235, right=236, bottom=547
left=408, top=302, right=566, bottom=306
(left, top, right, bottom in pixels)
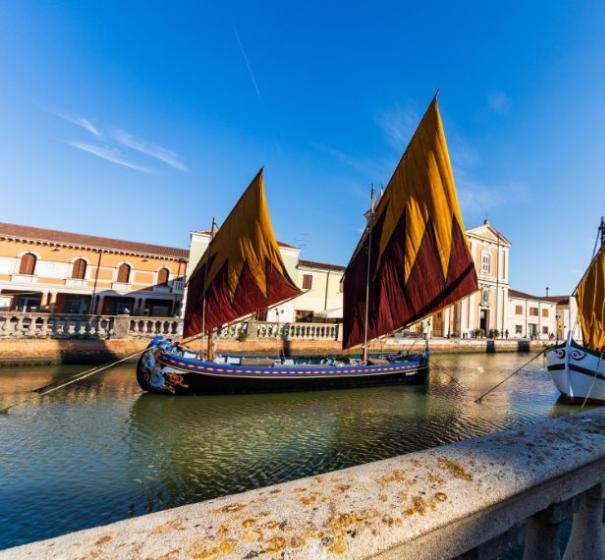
left=157, top=267, right=170, bottom=286
left=19, top=253, right=37, bottom=275
left=117, top=263, right=131, bottom=283
left=72, top=258, right=87, bottom=279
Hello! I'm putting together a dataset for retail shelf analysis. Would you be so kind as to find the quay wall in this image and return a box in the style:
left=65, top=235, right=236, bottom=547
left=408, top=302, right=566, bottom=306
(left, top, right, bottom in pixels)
left=4, top=409, right=605, bottom=560
left=0, top=337, right=549, bottom=366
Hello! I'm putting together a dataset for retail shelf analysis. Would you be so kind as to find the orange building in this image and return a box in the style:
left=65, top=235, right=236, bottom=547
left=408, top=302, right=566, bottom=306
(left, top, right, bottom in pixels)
left=0, top=223, right=188, bottom=316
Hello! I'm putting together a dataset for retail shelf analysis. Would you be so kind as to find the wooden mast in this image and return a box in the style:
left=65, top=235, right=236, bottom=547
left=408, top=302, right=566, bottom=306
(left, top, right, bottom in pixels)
left=362, top=185, right=375, bottom=363
left=201, top=217, right=218, bottom=360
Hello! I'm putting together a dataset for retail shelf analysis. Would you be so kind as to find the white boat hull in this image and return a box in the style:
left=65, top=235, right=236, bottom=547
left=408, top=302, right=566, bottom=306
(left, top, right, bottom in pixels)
left=546, top=339, right=605, bottom=404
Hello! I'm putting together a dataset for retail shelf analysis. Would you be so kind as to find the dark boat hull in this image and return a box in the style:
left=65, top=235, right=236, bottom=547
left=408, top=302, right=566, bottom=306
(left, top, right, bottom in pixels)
left=136, top=337, right=428, bottom=395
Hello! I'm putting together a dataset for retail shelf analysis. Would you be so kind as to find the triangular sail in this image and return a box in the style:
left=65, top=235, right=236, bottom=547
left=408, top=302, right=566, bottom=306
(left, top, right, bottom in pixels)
left=183, top=169, right=302, bottom=338
left=343, top=98, right=478, bottom=349
left=575, top=245, right=605, bottom=349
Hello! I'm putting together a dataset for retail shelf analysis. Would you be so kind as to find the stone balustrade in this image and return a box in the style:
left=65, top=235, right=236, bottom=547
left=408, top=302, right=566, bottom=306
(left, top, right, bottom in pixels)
left=4, top=409, right=605, bottom=559
left=128, top=316, right=182, bottom=338
left=247, top=320, right=342, bottom=341
left=0, top=312, right=116, bottom=339
left=0, top=312, right=340, bottom=341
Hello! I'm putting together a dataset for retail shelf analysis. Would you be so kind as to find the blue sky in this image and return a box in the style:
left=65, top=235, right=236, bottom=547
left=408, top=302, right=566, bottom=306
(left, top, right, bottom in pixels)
left=1, top=1, right=605, bottom=295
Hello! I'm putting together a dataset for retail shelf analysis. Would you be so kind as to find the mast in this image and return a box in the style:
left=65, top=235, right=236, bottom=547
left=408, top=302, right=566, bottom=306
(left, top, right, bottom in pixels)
left=362, top=185, right=375, bottom=363
left=200, top=217, right=217, bottom=359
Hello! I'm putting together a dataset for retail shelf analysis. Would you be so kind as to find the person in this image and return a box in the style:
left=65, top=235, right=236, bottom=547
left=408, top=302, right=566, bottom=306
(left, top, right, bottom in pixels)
left=505, top=329, right=509, bottom=340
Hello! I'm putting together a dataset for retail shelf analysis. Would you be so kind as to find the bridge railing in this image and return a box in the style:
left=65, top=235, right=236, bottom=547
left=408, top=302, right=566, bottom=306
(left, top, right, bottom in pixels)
left=5, top=409, right=605, bottom=559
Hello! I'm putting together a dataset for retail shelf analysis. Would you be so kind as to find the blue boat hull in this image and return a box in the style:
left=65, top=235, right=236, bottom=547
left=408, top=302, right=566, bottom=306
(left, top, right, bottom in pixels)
left=136, top=337, right=429, bottom=395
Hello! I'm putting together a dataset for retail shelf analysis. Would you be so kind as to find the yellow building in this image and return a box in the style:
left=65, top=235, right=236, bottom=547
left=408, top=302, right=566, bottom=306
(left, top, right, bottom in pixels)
left=0, top=223, right=188, bottom=316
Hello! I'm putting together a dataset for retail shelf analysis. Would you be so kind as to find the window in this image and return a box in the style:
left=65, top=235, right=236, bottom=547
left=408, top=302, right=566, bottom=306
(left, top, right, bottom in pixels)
left=302, top=274, right=313, bottom=290
left=529, top=307, right=538, bottom=316
left=542, top=308, right=549, bottom=317
left=296, top=310, right=313, bottom=322
left=481, top=252, right=491, bottom=274
left=157, top=267, right=170, bottom=286
left=542, top=326, right=549, bottom=334
left=515, top=305, right=523, bottom=315
left=72, top=258, right=87, bottom=279
left=338, top=278, right=344, bottom=293
left=515, top=325, right=523, bottom=334
left=117, top=263, right=131, bottom=283
left=481, top=288, right=489, bottom=306
left=19, top=253, right=37, bottom=275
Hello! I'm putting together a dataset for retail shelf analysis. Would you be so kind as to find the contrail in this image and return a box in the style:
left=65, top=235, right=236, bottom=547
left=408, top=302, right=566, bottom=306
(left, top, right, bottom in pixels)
left=233, top=26, right=262, bottom=102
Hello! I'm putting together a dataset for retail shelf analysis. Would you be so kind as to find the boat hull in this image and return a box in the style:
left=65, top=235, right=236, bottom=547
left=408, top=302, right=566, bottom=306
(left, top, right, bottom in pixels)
left=136, top=337, right=428, bottom=395
left=546, top=339, right=605, bottom=405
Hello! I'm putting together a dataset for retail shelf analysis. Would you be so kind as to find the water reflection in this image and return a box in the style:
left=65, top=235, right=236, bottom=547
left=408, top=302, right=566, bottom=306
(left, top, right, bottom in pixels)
left=0, top=353, right=593, bottom=550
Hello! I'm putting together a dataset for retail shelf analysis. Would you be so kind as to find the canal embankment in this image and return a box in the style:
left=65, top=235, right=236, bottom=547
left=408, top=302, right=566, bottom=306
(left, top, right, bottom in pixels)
left=3, top=408, right=605, bottom=560
left=0, top=337, right=550, bottom=366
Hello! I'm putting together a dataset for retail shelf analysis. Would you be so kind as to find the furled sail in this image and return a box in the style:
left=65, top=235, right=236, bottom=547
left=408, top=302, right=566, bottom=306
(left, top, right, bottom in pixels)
left=575, top=246, right=605, bottom=349
left=343, top=97, right=478, bottom=349
left=184, top=168, right=302, bottom=338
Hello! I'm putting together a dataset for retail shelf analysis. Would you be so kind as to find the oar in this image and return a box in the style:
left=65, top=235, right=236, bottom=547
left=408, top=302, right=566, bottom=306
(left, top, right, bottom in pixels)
left=0, top=332, right=204, bottom=415
left=474, top=347, right=550, bottom=404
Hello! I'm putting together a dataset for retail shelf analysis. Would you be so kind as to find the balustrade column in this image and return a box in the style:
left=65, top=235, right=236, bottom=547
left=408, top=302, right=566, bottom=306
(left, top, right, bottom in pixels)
left=562, top=484, right=605, bottom=560
left=523, top=500, right=572, bottom=560
left=48, top=292, right=57, bottom=313
left=96, top=296, right=104, bottom=314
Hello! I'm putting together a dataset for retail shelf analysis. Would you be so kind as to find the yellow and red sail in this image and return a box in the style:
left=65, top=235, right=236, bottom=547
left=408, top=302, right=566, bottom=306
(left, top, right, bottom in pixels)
left=184, top=169, right=302, bottom=338
left=343, top=98, right=478, bottom=349
left=575, top=245, right=605, bottom=349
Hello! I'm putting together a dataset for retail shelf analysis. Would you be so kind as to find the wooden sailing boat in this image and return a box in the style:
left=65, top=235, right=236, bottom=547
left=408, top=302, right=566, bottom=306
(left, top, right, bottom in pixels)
left=136, top=97, right=478, bottom=395
left=546, top=218, right=605, bottom=404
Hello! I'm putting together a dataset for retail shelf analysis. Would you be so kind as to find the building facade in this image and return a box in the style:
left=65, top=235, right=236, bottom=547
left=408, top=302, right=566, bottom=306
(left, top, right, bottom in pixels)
left=506, top=289, right=557, bottom=339
left=0, top=223, right=188, bottom=316
left=431, top=221, right=511, bottom=338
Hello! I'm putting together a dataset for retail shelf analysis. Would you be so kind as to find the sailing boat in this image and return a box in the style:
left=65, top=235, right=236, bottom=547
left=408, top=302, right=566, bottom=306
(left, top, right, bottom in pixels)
left=546, top=218, right=605, bottom=404
left=136, top=97, right=478, bottom=395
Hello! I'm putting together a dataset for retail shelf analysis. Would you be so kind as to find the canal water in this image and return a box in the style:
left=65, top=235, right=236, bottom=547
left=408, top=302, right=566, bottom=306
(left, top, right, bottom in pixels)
left=0, top=353, right=591, bottom=551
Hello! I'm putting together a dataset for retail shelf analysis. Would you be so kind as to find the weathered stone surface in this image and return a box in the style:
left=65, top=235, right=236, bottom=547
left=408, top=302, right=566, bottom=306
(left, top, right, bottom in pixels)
left=4, top=409, right=605, bottom=560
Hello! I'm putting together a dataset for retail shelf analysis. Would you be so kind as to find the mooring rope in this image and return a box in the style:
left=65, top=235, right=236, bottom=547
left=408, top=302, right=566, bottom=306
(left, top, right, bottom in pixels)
left=474, top=346, right=550, bottom=404
left=0, top=331, right=206, bottom=415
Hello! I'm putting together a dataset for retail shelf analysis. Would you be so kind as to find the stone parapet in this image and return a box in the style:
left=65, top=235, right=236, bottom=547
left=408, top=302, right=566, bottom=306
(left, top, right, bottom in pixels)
left=4, top=409, right=605, bottom=559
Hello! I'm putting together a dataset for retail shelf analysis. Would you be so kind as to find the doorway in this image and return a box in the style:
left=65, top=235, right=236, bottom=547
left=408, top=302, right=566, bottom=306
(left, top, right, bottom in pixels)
left=480, top=309, right=489, bottom=333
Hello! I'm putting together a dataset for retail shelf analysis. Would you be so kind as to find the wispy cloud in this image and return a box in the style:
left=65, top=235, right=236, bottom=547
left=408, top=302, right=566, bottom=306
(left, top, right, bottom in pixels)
left=456, top=170, right=529, bottom=219
left=233, top=26, right=262, bottom=101
left=113, top=130, right=188, bottom=172
left=310, top=141, right=392, bottom=181
left=487, top=90, right=511, bottom=115
left=67, top=141, right=153, bottom=173
left=375, top=103, right=420, bottom=149
left=54, top=111, right=101, bottom=138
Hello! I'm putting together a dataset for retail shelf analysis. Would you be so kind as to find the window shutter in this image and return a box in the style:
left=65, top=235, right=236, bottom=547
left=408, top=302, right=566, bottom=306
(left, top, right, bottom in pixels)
left=157, top=268, right=169, bottom=285
left=72, top=259, right=87, bottom=279
left=19, top=253, right=37, bottom=275
left=117, top=263, right=131, bottom=283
